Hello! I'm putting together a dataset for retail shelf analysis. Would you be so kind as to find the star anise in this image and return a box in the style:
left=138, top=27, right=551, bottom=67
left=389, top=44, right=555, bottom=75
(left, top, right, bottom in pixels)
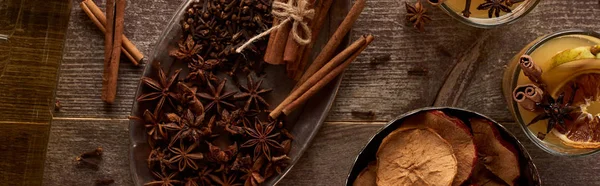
left=178, top=83, right=205, bottom=114
left=197, top=167, right=214, bottom=186
left=197, top=79, right=237, bottom=114
left=504, top=0, right=525, bottom=7
left=144, top=171, right=182, bottom=186
left=264, top=155, right=290, bottom=178
left=137, top=68, right=182, bottom=115
left=168, top=110, right=215, bottom=146
left=241, top=119, right=282, bottom=159
left=477, top=0, right=512, bottom=18
left=137, top=109, right=168, bottom=140
left=240, top=156, right=266, bottom=186
left=405, top=0, right=431, bottom=32
left=218, top=110, right=245, bottom=135
left=184, top=177, right=199, bottom=186
left=147, top=147, right=174, bottom=171
left=209, top=172, right=242, bottom=186
left=170, top=35, right=202, bottom=61
left=235, top=75, right=272, bottom=111
left=168, top=142, right=204, bottom=171
left=527, top=85, right=578, bottom=140
left=206, top=142, right=238, bottom=166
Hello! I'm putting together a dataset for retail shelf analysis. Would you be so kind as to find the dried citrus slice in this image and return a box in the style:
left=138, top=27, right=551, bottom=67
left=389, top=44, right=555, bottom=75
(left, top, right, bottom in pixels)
left=353, top=162, right=377, bottom=186
left=471, top=118, right=520, bottom=186
left=376, top=128, right=457, bottom=186
left=542, top=58, right=600, bottom=148
left=402, top=111, right=476, bottom=186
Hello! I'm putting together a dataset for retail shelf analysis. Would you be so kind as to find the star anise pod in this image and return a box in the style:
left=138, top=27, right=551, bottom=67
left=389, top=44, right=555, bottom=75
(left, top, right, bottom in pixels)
left=218, top=110, right=245, bottom=135
left=197, top=167, right=214, bottom=186
left=137, top=68, right=182, bottom=115
left=264, top=155, right=290, bottom=178
left=168, top=110, right=215, bottom=146
left=241, top=119, right=282, bottom=159
left=477, top=0, right=512, bottom=18
left=240, top=156, right=266, bottom=186
left=405, top=0, right=431, bottom=32
left=147, top=147, right=174, bottom=171
left=184, top=177, right=199, bottom=186
left=206, top=142, right=238, bottom=166
left=197, top=79, right=237, bottom=114
left=168, top=142, right=204, bottom=171
left=170, top=35, right=202, bottom=61
left=144, top=171, right=182, bottom=186
left=209, top=172, right=242, bottom=186
left=504, top=0, right=525, bottom=7
left=528, top=85, right=578, bottom=140
left=136, top=109, right=168, bottom=141
left=235, top=75, right=272, bottom=111
left=178, top=83, right=205, bottom=114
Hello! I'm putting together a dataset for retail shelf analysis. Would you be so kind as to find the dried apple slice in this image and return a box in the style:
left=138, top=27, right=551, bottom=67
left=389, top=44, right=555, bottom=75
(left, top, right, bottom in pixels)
left=471, top=161, right=510, bottom=186
left=376, top=128, right=457, bottom=186
left=353, top=161, right=377, bottom=186
left=402, top=110, right=476, bottom=186
left=470, top=118, right=520, bottom=186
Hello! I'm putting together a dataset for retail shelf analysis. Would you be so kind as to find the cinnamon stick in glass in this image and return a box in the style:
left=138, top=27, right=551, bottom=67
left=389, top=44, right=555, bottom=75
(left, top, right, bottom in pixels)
left=270, top=34, right=371, bottom=119
left=80, top=1, right=136, bottom=64
left=295, top=0, right=366, bottom=86
left=282, top=35, right=374, bottom=115
left=82, top=0, right=143, bottom=65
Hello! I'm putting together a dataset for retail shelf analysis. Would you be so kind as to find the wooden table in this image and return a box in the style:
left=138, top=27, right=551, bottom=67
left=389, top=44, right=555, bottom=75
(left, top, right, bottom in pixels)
left=2, top=0, right=600, bottom=185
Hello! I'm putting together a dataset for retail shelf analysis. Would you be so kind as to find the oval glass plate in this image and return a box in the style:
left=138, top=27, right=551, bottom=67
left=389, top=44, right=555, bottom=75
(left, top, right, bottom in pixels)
left=346, top=107, right=541, bottom=186
left=129, top=0, right=350, bottom=185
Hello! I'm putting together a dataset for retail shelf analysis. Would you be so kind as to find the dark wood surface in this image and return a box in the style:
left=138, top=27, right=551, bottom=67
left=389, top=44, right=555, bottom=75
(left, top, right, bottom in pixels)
left=0, top=0, right=595, bottom=185
left=0, top=0, right=71, bottom=185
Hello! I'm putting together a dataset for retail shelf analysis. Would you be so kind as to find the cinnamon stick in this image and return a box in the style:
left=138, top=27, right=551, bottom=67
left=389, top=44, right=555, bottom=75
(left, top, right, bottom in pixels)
left=80, top=1, right=136, bottom=64
left=294, top=0, right=334, bottom=80
left=82, top=0, right=143, bottom=65
left=296, top=0, right=366, bottom=86
left=102, top=0, right=126, bottom=103
left=283, top=0, right=316, bottom=65
left=102, top=0, right=115, bottom=103
left=270, top=34, right=371, bottom=119
left=264, top=0, right=293, bottom=65
left=513, top=84, right=543, bottom=112
left=282, top=35, right=374, bottom=115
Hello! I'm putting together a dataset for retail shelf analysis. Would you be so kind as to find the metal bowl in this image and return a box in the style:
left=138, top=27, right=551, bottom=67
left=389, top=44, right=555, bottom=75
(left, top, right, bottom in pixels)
left=128, top=0, right=349, bottom=185
left=345, top=107, right=541, bottom=186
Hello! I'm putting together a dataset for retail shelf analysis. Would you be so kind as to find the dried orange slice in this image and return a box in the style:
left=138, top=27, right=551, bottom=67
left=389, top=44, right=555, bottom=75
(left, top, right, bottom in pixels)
left=542, top=59, right=600, bottom=148
left=353, top=162, right=377, bottom=186
left=402, top=111, right=476, bottom=186
left=376, top=128, right=457, bottom=186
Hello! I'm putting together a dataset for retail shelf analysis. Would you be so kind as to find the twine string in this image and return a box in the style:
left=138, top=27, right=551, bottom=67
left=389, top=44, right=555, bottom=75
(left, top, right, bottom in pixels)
left=235, top=0, right=315, bottom=53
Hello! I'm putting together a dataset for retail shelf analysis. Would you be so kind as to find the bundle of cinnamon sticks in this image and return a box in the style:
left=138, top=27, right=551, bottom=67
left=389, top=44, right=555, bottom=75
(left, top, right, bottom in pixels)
left=268, top=0, right=371, bottom=118
left=80, top=0, right=144, bottom=104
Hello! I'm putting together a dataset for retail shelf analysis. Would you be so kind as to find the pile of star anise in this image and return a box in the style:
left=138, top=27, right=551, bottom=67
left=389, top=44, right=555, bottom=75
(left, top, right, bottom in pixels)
left=132, top=0, right=296, bottom=185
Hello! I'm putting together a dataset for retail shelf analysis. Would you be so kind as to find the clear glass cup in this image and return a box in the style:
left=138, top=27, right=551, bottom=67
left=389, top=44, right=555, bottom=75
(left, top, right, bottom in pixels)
left=439, top=0, right=540, bottom=28
left=502, top=30, right=600, bottom=156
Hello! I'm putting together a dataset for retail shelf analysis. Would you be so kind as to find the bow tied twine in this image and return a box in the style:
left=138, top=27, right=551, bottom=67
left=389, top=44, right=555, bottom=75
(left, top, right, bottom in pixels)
left=235, top=0, right=315, bottom=53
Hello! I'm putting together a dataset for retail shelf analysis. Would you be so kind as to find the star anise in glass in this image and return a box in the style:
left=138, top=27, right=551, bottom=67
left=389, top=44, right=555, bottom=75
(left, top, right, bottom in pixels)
left=405, top=0, right=431, bottom=32
left=504, top=0, right=525, bottom=7
left=209, top=172, right=242, bottom=186
left=168, top=110, right=215, bottom=146
left=241, top=119, right=282, bottom=159
left=168, top=142, right=204, bottom=171
left=170, top=35, right=202, bottom=61
left=138, top=68, right=182, bottom=115
left=235, top=75, right=272, bottom=111
left=477, top=0, right=512, bottom=18
left=197, top=79, right=237, bottom=114
left=527, top=86, right=578, bottom=140
left=145, top=171, right=181, bottom=186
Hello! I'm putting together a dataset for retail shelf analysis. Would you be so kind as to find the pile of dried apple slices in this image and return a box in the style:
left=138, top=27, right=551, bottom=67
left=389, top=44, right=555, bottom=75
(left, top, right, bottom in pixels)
left=353, top=111, right=521, bottom=186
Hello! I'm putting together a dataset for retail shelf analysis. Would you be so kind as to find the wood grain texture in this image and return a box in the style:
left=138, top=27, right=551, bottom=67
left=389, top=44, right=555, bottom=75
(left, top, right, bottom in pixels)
left=54, top=0, right=184, bottom=118
left=43, top=119, right=132, bottom=186
left=0, top=0, right=71, bottom=185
